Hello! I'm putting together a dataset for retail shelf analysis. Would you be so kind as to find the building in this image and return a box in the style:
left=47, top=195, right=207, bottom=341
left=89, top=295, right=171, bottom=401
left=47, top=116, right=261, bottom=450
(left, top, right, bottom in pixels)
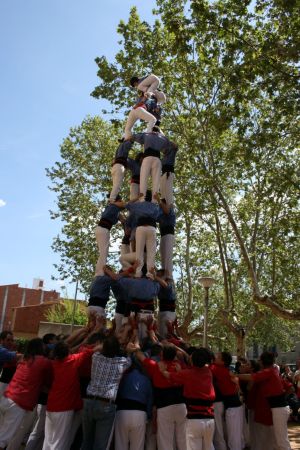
left=0, top=282, right=60, bottom=332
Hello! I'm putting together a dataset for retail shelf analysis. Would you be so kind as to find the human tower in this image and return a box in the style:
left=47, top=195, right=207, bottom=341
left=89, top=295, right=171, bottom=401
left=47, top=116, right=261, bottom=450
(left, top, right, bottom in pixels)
left=88, top=74, right=178, bottom=338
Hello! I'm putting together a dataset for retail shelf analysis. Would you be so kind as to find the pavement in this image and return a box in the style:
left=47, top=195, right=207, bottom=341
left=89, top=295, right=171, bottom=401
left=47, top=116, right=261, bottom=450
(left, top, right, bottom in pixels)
left=289, top=422, right=300, bottom=449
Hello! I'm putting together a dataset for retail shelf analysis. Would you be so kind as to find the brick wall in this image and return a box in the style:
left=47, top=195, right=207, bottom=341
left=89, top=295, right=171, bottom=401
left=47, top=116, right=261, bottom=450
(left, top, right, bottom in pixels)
left=0, top=284, right=60, bottom=331
left=12, top=302, right=61, bottom=337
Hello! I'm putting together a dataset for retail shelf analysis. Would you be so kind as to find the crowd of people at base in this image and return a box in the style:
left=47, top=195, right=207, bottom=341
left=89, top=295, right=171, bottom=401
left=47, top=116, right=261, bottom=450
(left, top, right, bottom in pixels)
left=0, top=325, right=299, bottom=450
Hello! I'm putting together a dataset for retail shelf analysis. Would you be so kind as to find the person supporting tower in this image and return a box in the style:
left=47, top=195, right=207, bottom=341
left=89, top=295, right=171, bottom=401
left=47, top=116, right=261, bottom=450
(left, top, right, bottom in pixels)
left=130, top=74, right=166, bottom=104
left=94, top=197, right=124, bottom=276
left=160, top=143, right=178, bottom=205
left=124, top=93, right=157, bottom=141
left=158, top=198, right=176, bottom=278
left=133, top=128, right=177, bottom=203
left=127, top=152, right=143, bottom=200
left=110, top=140, right=133, bottom=202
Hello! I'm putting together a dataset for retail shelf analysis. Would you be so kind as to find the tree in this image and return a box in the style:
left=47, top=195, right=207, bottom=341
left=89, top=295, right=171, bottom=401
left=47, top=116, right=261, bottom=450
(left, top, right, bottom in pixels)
left=48, top=0, right=299, bottom=353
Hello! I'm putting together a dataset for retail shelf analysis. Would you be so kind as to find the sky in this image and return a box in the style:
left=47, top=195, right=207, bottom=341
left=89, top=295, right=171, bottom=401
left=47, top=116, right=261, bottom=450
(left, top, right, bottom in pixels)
left=0, top=0, right=156, bottom=298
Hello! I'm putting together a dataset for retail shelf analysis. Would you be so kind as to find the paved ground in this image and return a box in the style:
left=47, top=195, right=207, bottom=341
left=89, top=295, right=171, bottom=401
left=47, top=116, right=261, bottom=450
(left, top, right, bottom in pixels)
left=289, top=422, right=300, bottom=449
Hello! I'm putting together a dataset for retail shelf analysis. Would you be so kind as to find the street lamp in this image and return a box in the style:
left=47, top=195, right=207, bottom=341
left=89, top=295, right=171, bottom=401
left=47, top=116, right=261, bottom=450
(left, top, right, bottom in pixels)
left=199, top=277, right=216, bottom=348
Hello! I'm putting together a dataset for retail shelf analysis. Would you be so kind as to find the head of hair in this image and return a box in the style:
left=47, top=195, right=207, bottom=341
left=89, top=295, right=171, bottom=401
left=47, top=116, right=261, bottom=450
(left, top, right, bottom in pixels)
left=260, top=351, right=275, bottom=367
left=249, top=359, right=260, bottom=373
left=102, top=335, right=121, bottom=358
left=191, top=348, right=211, bottom=367
left=53, top=341, right=69, bottom=360
left=152, top=126, right=161, bottom=133
left=24, top=338, right=45, bottom=359
left=42, top=333, right=56, bottom=345
left=0, top=330, right=13, bottom=341
left=130, top=76, right=139, bottom=87
left=150, top=343, right=163, bottom=357
left=221, top=351, right=232, bottom=367
left=162, top=344, right=177, bottom=361
left=87, top=332, right=106, bottom=345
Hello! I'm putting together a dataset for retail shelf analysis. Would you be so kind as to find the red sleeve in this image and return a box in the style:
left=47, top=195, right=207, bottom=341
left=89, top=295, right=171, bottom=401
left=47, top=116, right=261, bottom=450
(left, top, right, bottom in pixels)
left=252, top=368, right=272, bottom=383
left=142, top=358, right=157, bottom=378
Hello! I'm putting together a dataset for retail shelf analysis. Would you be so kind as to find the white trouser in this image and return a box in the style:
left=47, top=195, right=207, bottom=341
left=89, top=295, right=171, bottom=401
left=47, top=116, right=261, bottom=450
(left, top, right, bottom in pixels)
left=157, top=403, right=187, bottom=450
left=7, top=407, right=36, bottom=450
left=0, top=382, right=8, bottom=397
left=95, top=226, right=110, bottom=276
left=0, top=396, right=27, bottom=448
left=160, top=233, right=175, bottom=277
left=130, top=182, right=140, bottom=200
left=225, top=405, right=244, bottom=450
left=115, top=409, right=147, bottom=450
left=43, top=410, right=81, bottom=450
left=124, top=108, right=156, bottom=140
left=186, top=418, right=215, bottom=450
left=140, top=156, right=162, bottom=201
left=242, top=403, right=250, bottom=447
left=137, top=75, right=166, bottom=104
left=135, top=226, right=156, bottom=278
left=120, top=251, right=137, bottom=270
left=145, top=419, right=157, bottom=450
left=254, top=422, right=277, bottom=450
left=213, top=402, right=226, bottom=450
left=160, top=172, right=174, bottom=204
left=158, top=311, right=176, bottom=338
left=114, top=313, right=125, bottom=334
left=25, top=404, right=46, bottom=450
left=271, top=406, right=291, bottom=450
left=87, top=305, right=106, bottom=318
left=110, top=163, right=126, bottom=201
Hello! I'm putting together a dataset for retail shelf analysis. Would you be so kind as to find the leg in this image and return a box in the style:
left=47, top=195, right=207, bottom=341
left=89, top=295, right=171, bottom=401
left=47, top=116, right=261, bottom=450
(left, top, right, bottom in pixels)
left=137, top=74, right=160, bottom=93
left=186, top=419, right=202, bottom=450
left=7, top=408, right=36, bottom=450
left=128, top=410, right=147, bottom=450
left=25, top=404, right=46, bottom=450
left=124, top=109, right=138, bottom=140
left=115, top=410, right=129, bottom=450
left=145, top=226, right=157, bottom=278
left=160, top=233, right=175, bottom=277
left=213, top=402, right=227, bottom=450
left=135, top=226, right=147, bottom=277
left=93, top=402, right=116, bottom=450
left=134, top=107, right=157, bottom=133
left=42, top=410, right=75, bottom=450
left=154, top=90, right=166, bottom=104
left=202, top=419, right=215, bottom=450
left=94, top=226, right=110, bottom=276
left=139, top=156, right=153, bottom=200
left=165, top=172, right=175, bottom=204
left=110, top=164, right=125, bottom=201
left=151, top=157, right=162, bottom=201
left=156, top=405, right=176, bottom=450
left=119, top=251, right=136, bottom=270
left=173, top=404, right=187, bottom=450
left=130, top=182, right=140, bottom=200
left=0, top=397, right=27, bottom=449
left=271, top=406, right=291, bottom=450
left=81, top=399, right=96, bottom=450
left=225, top=405, right=244, bottom=450
left=158, top=311, right=176, bottom=338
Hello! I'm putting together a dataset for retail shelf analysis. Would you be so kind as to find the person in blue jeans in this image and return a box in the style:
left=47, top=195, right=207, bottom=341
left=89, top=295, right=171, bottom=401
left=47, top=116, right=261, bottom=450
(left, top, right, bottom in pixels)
left=81, top=336, right=135, bottom=450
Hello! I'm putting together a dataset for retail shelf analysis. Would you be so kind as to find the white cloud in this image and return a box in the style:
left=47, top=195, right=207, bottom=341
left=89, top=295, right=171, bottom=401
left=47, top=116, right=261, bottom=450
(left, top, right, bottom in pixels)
left=0, top=199, right=6, bottom=207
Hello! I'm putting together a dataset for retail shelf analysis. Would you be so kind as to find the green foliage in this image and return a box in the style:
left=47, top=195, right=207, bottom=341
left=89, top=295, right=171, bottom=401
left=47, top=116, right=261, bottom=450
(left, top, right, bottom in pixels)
left=47, top=0, right=299, bottom=349
left=45, top=299, right=88, bottom=326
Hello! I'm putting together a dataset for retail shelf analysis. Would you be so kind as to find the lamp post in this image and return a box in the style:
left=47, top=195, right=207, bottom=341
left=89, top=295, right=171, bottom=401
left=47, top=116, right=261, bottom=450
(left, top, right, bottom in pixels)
left=199, top=277, right=216, bottom=347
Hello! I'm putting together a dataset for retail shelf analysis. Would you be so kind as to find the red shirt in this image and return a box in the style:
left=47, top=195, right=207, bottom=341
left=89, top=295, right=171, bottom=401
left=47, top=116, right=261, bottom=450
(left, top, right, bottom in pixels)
left=47, top=350, right=93, bottom=412
left=5, top=356, right=52, bottom=411
left=210, top=364, right=239, bottom=396
left=170, top=366, right=215, bottom=418
left=253, top=382, right=273, bottom=426
left=143, top=358, right=181, bottom=388
left=251, top=366, right=285, bottom=398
